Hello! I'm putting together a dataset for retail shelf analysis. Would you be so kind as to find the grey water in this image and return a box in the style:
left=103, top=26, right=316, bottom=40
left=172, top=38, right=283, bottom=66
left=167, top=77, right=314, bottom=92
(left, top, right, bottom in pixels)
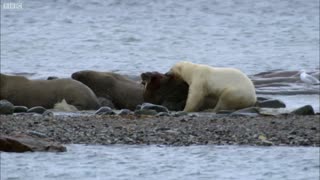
left=1, top=0, right=319, bottom=77
left=1, top=145, right=320, bottom=180
left=1, top=0, right=319, bottom=110
left=1, top=0, right=319, bottom=179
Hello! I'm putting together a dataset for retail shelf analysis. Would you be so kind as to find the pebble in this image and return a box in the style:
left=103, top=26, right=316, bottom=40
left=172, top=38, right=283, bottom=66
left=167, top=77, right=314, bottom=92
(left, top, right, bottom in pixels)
left=140, top=103, right=169, bottom=113
left=95, top=106, right=115, bottom=115
left=43, top=110, right=54, bottom=117
left=258, top=108, right=290, bottom=116
left=291, top=105, right=315, bottom=115
left=13, top=106, right=28, bottom=113
left=97, top=97, right=115, bottom=109
left=173, top=111, right=188, bottom=117
left=156, top=112, right=170, bottom=117
left=27, top=106, right=47, bottom=114
left=257, top=97, right=271, bottom=102
left=47, top=76, right=58, bottom=80
left=27, top=130, right=48, bottom=138
left=230, top=107, right=259, bottom=117
left=0, top=100, right=14, bottom=115
left=134, top=109, right=158, bottom=116
left=260, top=139, right=274, bottom=146
left=257, top=99, right=286, bottom=108
left=117, top=109, right=132, bottom=116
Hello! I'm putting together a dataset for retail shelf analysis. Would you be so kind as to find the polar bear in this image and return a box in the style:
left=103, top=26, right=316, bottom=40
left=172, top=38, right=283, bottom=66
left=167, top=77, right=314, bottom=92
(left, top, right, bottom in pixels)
left=166, top=61, right=257, bottom=112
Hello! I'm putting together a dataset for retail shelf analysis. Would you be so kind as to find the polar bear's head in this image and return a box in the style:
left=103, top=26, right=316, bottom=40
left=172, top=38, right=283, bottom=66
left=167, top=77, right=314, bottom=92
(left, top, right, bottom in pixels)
left=166, top=61, right=193, bottom=80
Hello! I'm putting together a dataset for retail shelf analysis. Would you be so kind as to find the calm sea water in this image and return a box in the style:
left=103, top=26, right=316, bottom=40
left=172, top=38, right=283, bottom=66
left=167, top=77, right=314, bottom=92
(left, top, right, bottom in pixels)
left=1, top=0, right=319, bottom=78
left=1, top=145, right=320, bottom=180
left=0, top=1, right=319, bottom=179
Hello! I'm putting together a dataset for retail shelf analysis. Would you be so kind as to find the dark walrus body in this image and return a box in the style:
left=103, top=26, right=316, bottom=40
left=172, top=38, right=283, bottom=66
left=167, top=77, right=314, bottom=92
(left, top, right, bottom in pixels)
left=0, top=73, right=100, bottom=110
left=72, top=70, right=144, bottom=110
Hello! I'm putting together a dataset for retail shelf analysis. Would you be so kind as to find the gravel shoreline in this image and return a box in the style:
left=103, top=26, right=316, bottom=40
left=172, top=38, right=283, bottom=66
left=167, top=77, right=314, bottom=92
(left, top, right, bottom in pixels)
left=0, top=113, right=319, bottom=146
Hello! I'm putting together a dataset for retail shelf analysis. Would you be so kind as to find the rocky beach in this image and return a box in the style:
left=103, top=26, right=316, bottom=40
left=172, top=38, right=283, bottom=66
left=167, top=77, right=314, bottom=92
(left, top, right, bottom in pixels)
left=1, top=112, right=319, bottom=148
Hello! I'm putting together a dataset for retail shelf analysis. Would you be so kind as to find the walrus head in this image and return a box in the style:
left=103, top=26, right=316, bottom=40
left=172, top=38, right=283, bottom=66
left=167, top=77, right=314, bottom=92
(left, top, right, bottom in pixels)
left=140, top=71, right=189, bottom=111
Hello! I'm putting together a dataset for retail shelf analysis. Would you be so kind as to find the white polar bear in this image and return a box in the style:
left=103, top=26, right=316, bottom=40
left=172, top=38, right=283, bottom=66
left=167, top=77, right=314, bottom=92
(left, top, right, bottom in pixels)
left=166, top=61, right=257, bottom=112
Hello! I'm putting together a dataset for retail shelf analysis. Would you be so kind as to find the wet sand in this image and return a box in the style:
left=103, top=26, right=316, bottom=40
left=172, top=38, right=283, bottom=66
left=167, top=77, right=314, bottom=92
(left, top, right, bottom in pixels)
left=0, top=113, right=319, bottom=146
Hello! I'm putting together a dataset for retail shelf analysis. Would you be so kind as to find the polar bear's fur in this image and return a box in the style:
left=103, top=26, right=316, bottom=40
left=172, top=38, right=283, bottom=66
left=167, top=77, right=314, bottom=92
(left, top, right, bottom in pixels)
left=167, top=61, right=257, bottom=112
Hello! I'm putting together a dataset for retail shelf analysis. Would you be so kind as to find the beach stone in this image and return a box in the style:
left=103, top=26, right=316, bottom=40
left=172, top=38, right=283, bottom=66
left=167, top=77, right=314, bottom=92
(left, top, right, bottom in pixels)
left=13, top=106, right=28, bottom=113
left=27, top=106, right=46, bottom=114
left=156, top=112, right=170, bottom=117
left=230, top=107, right=259, bottom=117
left=97, top=97, right=115, bottom=109
left=256, top=99, right=286, bottom=108
left=173, top=111, right=188, bottom=117
left=140, top=103, right=169, bottom=113
left=27, top=130, right=48, bottom=138
left=117, top=109, right=132, bottom=116
left=0, top=134, right=66, bottom=153
left=47, top=76, right=58, bottom=80
left=0, top=100, right=14, bottom=115
left=134, top=109, right=157, bottom=116
left=43, top=110, right=54, bottom=117
left=95, top=106, right=115, bottom=115
left=188, top=113, right=200, bottom=117
left=291, top=105, right=315, bottom=115
left=258, top=135, right=274, bottom=146
left=258, top=108, right=289, bottom=116
left=257, top=97, right=271, bottom=102
left=216, top=110, right=234, bottom=114
left=260, top=139, right=274, bottom=146
left=135, top=105, right=142, bottom=110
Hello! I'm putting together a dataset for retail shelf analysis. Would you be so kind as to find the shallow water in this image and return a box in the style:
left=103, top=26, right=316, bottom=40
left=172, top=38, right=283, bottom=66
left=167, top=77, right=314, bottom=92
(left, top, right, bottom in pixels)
left=1, top=145, right=319, bottom=180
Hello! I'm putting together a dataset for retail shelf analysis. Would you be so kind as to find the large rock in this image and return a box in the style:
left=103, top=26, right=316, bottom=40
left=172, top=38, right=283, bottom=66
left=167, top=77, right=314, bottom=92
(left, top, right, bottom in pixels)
left=256, top=99, right=286, bottom=108
left=27, top=106, right=47, bottom=114
left=0, top=100, right=14, bottom=115
left=291, top=105, right=315, bottom=115
left=0, top=134, right=66, bottom=153
left=13, top=106, right=28, bottom=113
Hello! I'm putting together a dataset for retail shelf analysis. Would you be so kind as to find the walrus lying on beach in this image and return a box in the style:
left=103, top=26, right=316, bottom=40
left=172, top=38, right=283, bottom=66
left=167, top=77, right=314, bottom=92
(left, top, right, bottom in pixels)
left=141, top=71, right=217, bottom=111
left=0, top=73, right=100, bottom=110
left=72, top=70, right=144, bottom=110
left=141, top=72, right=188, bottom=111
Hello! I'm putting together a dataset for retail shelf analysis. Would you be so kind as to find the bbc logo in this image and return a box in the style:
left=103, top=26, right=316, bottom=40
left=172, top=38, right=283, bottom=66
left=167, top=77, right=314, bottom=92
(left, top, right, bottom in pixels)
left=2, top=2, right=23, bottom=9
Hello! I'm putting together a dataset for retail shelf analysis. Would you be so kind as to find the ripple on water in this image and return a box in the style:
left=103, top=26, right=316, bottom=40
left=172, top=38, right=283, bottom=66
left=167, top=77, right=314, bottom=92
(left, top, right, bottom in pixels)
left=1, top=145, right=319, bottom=180
left=1, top=0, right=319, bottom=77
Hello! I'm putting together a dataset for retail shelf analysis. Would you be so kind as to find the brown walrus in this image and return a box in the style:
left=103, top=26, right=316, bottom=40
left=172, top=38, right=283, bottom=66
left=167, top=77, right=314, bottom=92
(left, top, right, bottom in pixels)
left=141, top=71, right=218, bottom=111
left=71, top=70, right=144, bottom=110
left=0, top=73, right=100, bottom=110
left=141, top=72, right=188, bottom=111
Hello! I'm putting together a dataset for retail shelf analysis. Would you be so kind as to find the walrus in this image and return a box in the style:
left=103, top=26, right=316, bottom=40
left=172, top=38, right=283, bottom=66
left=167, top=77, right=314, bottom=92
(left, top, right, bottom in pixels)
left=0, top=73, right=100, bottom=110
left=71, top=70, right=144, bottom=110
left=141, top=71, right=217, bottom=111
left=141, top=72, right=188, bottom=111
